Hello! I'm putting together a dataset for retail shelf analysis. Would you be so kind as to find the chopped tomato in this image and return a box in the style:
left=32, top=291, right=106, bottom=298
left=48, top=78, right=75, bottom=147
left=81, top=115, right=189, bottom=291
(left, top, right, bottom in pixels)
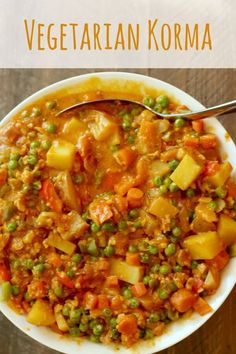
left=199, top=134, right=217, bottom=149
left=0, top=169, right=7, bottom=186
left=47, top=253, right=63, bottom=268
left=0, top=263, right=11, bottom=283
left=203, top=161, right=220, bottom=176
left=193, top=297, right=212, bottom=316
left=89, top=199, right=113, bottom=224
left=84, top=292, right=98, bottom=310
left=97, top=294, right=110, bottom=309
left=170, top=288, right=196, bottom=313
left=105, top=275, right=119, bottom=288
left=40, top=179, right=63, bottom=213
left=56, top=272, right=74, bottom=289
left=183, top=136, right=199, bottom=148
left=126, top=252, right=140, bottom=266
left=192, top=120, right=204, bottom=133
left=117, top=315, right=138, bottom=335
left=131, top=282, right=147, bottom=298
left=206, top=250, right=229, bottom=271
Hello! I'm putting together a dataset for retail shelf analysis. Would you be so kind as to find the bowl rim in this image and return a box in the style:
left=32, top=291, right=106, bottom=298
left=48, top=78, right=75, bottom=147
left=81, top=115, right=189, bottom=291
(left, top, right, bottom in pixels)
left=0, top=71, right=235, bottom=354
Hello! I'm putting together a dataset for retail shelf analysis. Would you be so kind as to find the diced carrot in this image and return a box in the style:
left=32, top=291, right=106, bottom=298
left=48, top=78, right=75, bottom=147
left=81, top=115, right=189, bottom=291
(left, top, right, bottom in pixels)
left=170, top=288, right=196, bottom=313
left=110, top=295, right=123, bottom=310
left=193, top=297, right=213, bottom=316
left=40, top=179, right=63, bottom=213
left=0, top=263, right=11, bottom=283
left=135, top=157, right=149, bottom=185
left=203, top=161, right=220, bottom=176
left=114, top=147, right=137, bottom=170
left=56, top=272, right=74, bottom=289
left=84, top=292, right=98, bottom=310
left=183, top=136, right=199, bottom=148
left=0, top=169, right=7, bottom=186
left=114, top=195, right=128, bottom=213
left=117, top=315, right=138, bottom=335
left=192, top=120, right=204, bottom=133
left=200, top=134, right=217, bottom=149
left=226, top=179, right=236, bottom=198
left=101, top=171, right=123, bottom=191
left=138, top=121, right=161, bottom=153
left=96, top=258, right=110, bottom=271
left=47, top=253, right=63, bottom=268
left=127, top=188, right=144, bottom=208
left=131, top=282, right=147, bottom=298
left=89, top=199, right=113, bottom=224
left=206, top=250, right=229, bottom=271
left=106, top=275, right=119, bottom=288
left=126, top=252, right=140, bottom=266
left=97, top=294, right=110, bottom=309
left=114, top=175, right=136, bottom=196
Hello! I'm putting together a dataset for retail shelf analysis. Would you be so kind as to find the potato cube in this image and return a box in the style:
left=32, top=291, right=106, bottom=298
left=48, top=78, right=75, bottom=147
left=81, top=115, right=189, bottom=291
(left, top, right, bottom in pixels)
left=46, top=233, right=76, bottom=255
left=206, top=162, right=232, bottom=187
left=170, top=154, right=202, bottom=190
left=183, top=231, right=223, bottom=260
left=47, top=140, right=75, bottom=170
left=204, top=268, right=220, bottom=290
left=217, top=214, right=236, bottom=245
left=62, top=117, right=86, bottom=144
left=110, top=259, right=144, bottom=284
left=149, top=160, right=170, bottom=178
left=149, top=196, right=178, bottom=218
left=27, top=300, right=55, bottom=326
left=88, top=110, right=116, bottom=141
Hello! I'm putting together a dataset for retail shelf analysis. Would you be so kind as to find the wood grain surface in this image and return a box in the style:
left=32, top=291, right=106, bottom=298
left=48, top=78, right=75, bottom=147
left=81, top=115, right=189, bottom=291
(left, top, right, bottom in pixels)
left=0, top=69, right=235, bottom=354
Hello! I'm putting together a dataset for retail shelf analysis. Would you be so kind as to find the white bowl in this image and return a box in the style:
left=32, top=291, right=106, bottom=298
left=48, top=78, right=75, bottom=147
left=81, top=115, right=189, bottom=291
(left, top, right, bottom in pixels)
left=0, top=72, right=235, bottom=354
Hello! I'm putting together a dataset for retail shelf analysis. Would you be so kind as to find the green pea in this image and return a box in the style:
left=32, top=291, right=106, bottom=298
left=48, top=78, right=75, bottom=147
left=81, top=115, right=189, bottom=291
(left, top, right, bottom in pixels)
left=174, top=117, right=186, bottom=128
left=79, top=323, right=88, bottom=332
left=110, top=144, right=119, bottom=153
left=131, top=107, right=142, bottom=116
left=186, top=188, right=195, bottom=198
left=173, top=264, right=183, bottom=272
left=10, top=153, right=20, bottom=161
left=62, top=305, right=71, bottom=317
left=67, top=268, right=75, bottom=278
left=172, top=226, right=182, bottom=237
left=46, top=100, right=57, bottom=110
left=91, top=223, right=100, bottom=233
left=150, top=264, right=160, bottom=273
left=8, top=160, right=18, bottom=170
left=71, top=253, right=82, bottom=264
left=28, top=154, right=38, bottom=166
left=109, top=317, right=117, bottom=328
left=41, top=140, right=52, bottom=150
left=128, top=244, right=138, bottom=253
left=140, top=253, right=150, bottom=264
left=159, top=264, right=171, bottom=275
left=24, top=292, right=31, bottom=301
left=74, top=174, right=84, bottom=184
left=11, top=285, right=20, bottom=296
left=111, top=328, right=120, bottom=339
left=208, top=201, right=217, bottom=210
left=93, top=324, right=104, bottom=336
left=128, top=209, right=139, bottom=219
left=12, top=259, right=21, bottom=269
left=82, top=212, right=89, bottom=221
left=153, top=103, right=163, bottom=113
left=159, top=185, right=168, bottom=194
left=168, top=159, right=179, bottom=171
left=191, top=260, right=198, bottom=269
left=215, top=186, right=227, bottom=198
left=23, top=259, right=34, bottom=270
left=104, top=245, right=115, bottom=257
left=133, top=220, right=142, bottom=229
left=32, top=107, right=41, bottom=117
left=127, top=135, right=135, bottom=144
left=101, top=222, right=116, bottom=232
left=122, top=120, right=131, bottom=131
left=118, top=220, right=127, bottom=231
left=169, top=281, right=178, bottom=292
left=7, top=221, right=17, bottom=232
left=102, top=308, right=112, bottom=317
left=164, top=243, right=176, bottom=257
left=156, top=95, right=169, bottom=108
left=45, top=122, right=57, bottom=134
left=143, top=275, right=151, bottom=285
left=153, top=176, right=163, bottom=187
left=89, top=335, right=100, bottom=343
left=149, top=312, right=160, bottom=322
left=130, top=298, right=140, bottom=308
left=69, top=327, right=80, bottom=337
left=32, top=181, right=42, bottom=191
left=30, top=141, right=40, bottom=149
left=54, top=286, right=63, bottom=297
left=70, top=309, right=82, bottom=323
left=157, top=288, right=169, bottom=300
left=143, top=95, right=155, bottom=108
left=145, top=328, right=154, bottom=339
left=147, top=244, right=159, bottom=255
left=33, top=263, right=45, bottom=273
left=149, top=278, right=158, bottom=288
left=123, top=288, right=132, bottom=299
left=89, top=319, right=99, bottom=329
left=87, top=239, right=99, bottom=256
left=163, top=177, right=172, bottom=187
left=169, top=182, right=179, bottom=192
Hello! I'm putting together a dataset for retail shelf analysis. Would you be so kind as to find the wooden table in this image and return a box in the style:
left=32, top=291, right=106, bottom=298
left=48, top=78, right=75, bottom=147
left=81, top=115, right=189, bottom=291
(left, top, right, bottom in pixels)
left=0, top=69, right=235, bottom=354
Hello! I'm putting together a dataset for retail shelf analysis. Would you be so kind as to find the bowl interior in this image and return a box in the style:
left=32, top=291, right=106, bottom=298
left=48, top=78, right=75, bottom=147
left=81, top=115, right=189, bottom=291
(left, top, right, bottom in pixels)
left=0, top=72, right=235, bottom=354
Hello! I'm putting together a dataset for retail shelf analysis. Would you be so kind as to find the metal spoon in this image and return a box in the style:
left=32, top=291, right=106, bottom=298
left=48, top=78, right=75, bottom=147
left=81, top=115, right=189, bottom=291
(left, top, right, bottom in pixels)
left=56, top=98, right=236, bottom=120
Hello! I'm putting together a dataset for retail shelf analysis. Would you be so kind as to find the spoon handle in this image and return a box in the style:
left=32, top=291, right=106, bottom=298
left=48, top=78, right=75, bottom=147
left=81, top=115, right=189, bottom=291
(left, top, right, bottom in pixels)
left=176, top=100, right=236, bottom=120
